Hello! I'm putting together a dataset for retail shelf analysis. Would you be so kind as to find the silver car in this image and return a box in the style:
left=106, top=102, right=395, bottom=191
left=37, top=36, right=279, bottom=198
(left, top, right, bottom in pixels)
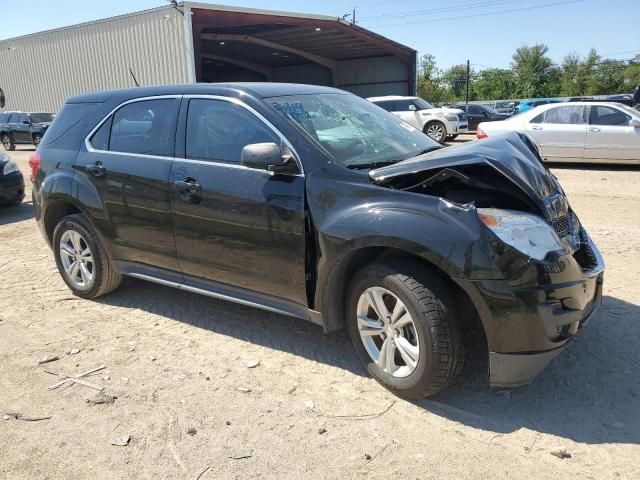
left=477, top=102, right=640, bottom=164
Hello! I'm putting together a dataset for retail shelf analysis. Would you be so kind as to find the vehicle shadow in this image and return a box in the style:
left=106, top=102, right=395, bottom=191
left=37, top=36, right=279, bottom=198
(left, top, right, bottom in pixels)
left=0, top=201, right=34, bottom=225
left=99, top=282, right=639, bottom=445
left=426, top=294, right=640, bottom=445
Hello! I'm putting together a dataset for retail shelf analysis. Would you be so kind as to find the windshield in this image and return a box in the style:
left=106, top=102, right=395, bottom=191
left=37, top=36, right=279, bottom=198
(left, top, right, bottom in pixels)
left=482, top=105, right=499, bottom=115
left=30, top=113, right=53, bottom=123
left=267, top=93, right=441, bottom=169
left=413, top=98, right=434, bottom=110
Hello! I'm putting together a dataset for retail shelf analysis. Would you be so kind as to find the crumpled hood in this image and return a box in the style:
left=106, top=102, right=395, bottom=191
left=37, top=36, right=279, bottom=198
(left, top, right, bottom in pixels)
left=369, top=131, right=569, bottom=222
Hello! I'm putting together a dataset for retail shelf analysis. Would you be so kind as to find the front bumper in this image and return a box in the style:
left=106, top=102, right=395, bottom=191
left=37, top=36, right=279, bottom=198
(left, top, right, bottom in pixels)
left=0, top=171, right=25, bottom=204
left=456, top=231, right=604, bottom=387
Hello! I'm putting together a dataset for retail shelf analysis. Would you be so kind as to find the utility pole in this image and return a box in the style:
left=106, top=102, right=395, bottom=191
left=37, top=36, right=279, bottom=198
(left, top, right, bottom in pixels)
left=465, top=59, right=470, bottom=104
left=352, top=7, right=356, bottom=24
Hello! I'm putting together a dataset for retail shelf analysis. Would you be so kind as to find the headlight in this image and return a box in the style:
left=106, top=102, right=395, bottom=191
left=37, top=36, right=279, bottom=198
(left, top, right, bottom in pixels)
left=442, top=114, right=458, bottom=121
left=477, top=208, right=564, bottom=260
left=2, top=160, right=19, bottom=175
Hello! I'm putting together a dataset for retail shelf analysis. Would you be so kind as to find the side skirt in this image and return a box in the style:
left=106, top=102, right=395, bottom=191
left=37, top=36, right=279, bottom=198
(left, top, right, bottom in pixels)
left=113, top=260, right=323, bottom=326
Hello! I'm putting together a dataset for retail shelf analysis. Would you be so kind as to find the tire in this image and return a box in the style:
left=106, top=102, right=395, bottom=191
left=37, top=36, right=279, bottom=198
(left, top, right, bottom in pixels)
left=346, top=261, right=464, bottom=399
left=53, top=213, right=122, bottom=299
left=32, top=133, right=42, bottom=147
left=1, top=134, right=15, bottom=151
left=424, top=121, right=447, bottom=143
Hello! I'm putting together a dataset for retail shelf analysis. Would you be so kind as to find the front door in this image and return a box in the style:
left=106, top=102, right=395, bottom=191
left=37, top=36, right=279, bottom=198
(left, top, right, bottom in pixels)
left=584, top=105, right=640, bottom=162
left=76, top=96, right=182, bottom=271
left=13, top=113, right=31, bottom=142
left=393, top=99, right=421, bottom=129
left=170, top=97, right=307, bottom=305
left=525, top=105, right=587, bottom=161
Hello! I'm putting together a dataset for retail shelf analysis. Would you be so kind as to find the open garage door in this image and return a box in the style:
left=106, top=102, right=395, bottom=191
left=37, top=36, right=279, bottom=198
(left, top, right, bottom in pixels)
left=188, top=4, right=417, bottom=97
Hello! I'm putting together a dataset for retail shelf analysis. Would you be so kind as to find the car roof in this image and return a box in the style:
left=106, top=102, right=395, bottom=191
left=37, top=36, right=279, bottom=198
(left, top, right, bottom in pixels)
left=367, top=95, right=417, bottom=101
left=67, top=82, right=348, bottom=104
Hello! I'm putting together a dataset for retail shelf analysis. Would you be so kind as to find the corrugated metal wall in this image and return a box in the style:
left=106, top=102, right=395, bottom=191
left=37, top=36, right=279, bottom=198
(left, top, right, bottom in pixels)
left=0, top=7, right=190, bottom=112
left=336, top=56, right=410, bottom=98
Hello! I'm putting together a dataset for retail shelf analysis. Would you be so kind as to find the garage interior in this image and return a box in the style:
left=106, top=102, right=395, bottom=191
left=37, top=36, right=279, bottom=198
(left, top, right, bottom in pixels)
left=189, top=6, right=417, bottom=98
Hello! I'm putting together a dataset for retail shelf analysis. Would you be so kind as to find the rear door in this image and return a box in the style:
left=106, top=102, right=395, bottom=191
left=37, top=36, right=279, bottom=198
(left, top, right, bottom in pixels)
left=584, top=105, right=640, bottom=162
left=77, top=96, right=182, bottom=272
left=13, top=113, right=31, bottom=142
left=170, top=96, right=307, bottom=305
left=467, top=105, right=484, bottom=130
left=525, top=105, right=587, bottom=161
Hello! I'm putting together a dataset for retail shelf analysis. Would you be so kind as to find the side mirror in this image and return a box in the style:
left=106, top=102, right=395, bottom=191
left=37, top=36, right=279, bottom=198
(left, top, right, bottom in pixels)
left=408, top=104, right=417, bottom=111
left=22, top=120, right=30, bottom=124
left=241, top=142, right=298, bottom=174
left=629, top=119, right=640, bottom=128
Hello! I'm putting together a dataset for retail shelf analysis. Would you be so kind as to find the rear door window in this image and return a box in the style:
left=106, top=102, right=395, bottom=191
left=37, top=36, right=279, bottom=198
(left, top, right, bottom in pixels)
left=185, top=99, right=280, bottom=163
left=394, top=100, right=414, bottom=111
left=533, top=105, right=585, bottom=125
left=469, top=105, right=481, bottom=115
left=374, top=100, right=396, bottom=112
left=7, top=114, right=17, bottom=123
left=589, top=105, right=631, bottom=126
left=109, top=98, right=178, bottom=156
left=0, top=113, right=8, bottom=123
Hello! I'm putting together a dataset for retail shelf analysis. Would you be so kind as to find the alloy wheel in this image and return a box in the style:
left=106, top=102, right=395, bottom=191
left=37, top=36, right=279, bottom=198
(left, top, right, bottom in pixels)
left=426, top=124, right=445, bottom=142
left=59, top=230, right=95, bottom=290
left=356, top=286, right=420, bottom=378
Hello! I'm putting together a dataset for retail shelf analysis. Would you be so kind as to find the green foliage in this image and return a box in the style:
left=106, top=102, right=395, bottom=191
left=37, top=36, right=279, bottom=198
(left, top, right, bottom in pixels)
left=415, top=46, right=638, bottom=103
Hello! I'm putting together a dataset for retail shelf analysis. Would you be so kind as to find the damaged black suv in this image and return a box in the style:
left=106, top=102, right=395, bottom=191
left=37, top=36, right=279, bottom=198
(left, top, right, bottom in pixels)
left=32, top=84, right=604, bottom=399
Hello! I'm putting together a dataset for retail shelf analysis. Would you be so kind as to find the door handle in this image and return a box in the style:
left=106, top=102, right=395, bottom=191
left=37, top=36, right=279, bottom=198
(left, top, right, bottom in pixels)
left=531, top=125, right=543, bottom=130
left=588, top=127, right=601, bottom=132
left=174, top=178, right=201, bottom=194
left=86, top=162, right=106, bottom=177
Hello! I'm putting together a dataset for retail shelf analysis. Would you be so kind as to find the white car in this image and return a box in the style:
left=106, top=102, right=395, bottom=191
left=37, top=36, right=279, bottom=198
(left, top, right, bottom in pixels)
left=367, top=96, right=468, bottom=143
left=478, top=102, right=640, bottom=164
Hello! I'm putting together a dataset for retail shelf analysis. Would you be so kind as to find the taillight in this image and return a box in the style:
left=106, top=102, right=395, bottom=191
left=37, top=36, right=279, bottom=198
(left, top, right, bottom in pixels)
left=28, top=151, right=40, bottom=183
left=476, top=128, right=488, bottom=139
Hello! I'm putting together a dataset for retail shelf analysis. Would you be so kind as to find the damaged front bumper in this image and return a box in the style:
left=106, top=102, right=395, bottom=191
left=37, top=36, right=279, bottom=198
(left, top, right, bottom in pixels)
left=457, top=228, right=604, bottom=388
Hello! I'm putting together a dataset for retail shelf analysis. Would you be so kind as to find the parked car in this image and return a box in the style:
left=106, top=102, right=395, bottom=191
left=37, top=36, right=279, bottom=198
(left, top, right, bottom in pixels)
left=517, top=98, right=562, bottom=114
left=452, top=104, right=509, bottom=131
left=605, top=94, right=633, bottom=107
left=0, top=151, right=24, bottom=206
left=477, top=101, right=640, bottom=164
left=32, top=83, right=603, bottom=398
left=0, top=111, right=55, bottom=150
left=367, top=95, right=467, bottom=143
left=493, top=101, right=518, bottom=116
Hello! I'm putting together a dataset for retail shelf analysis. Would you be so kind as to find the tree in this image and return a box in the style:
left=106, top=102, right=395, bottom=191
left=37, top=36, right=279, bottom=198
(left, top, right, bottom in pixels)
left=511, top=44, right=555, bottom=97
left=442, top=64, right=472, bottom=100
left=473, top=68, right=516, bottom=100
left=416, top=53, right=451, bottom=103
left=560, top=53, right=582, bottom=96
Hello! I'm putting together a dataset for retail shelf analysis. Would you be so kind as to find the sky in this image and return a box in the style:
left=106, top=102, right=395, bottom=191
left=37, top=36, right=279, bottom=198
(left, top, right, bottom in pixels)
left=1, top=0, right=638, bottom=71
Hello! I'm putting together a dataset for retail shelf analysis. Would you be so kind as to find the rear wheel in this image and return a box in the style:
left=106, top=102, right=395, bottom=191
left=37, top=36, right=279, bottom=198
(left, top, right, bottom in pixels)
left=424, top=121, right=447, bottom=143
left=53, top=214, right=122, bottom=299
left=32, top=133, right=42, bottom=147
left=347, top=261, right=464, bottom=399
left=1, top=134, right=15, bottom=151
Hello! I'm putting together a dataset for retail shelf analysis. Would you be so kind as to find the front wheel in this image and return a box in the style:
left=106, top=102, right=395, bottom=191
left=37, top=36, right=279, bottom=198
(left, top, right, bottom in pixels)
left=53, top=214, right=122, bottom=299
left=347, top=261, right=464, bottom=399
left=1, top=134, right=15, bottom=151
left=424, top=121, right=447, bottom=143
left=33, top=133, right=42, bottom=147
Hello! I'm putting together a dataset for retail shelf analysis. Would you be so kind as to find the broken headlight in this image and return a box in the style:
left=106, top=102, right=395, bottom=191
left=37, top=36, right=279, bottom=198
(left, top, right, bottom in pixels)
left=477, top=208, right=564, bottom=261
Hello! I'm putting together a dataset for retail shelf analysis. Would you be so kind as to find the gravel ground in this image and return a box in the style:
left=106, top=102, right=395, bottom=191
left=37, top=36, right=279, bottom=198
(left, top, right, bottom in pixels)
left=1, top=141, right=639, bottom=479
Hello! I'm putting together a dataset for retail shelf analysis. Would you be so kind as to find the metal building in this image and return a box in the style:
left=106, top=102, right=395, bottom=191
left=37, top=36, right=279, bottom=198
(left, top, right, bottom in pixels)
left=0, top=2, right=416, bottom=112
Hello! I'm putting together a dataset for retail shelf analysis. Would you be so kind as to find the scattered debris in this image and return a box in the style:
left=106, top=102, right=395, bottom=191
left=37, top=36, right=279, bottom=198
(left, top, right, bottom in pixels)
left=87, top=391, right=117, bottom=405
left=48, top=365, right=107, bottom=392
left=318, top=427, right=327, bottom=435
left=549, top=447, right=572, bottom=459
left=230, top=449, right=253, bottom=460
left=205, top=376, right=210, bottom=381
left=364, top=453, right=372, bottom=460
left=111, top=435, right=130, bottom=447
left=186, top=427, right=197, bottom=436
left=237, top=386, right=251, bottom=393
left=3, top=412, right=51, bottom=422
left=226, top=421, right=231, bottom=426
left=287, top=385, right=297, bottom=395
left=149, top=355, right=157, bottom=362
left=195, top=466, right=211, bottom=480
left=246, top=360, right=260, bottom=369
left=38, top=355, right=59, bottom=365
left=66, top=347, right=81, bottom=356
left=120, top=377, right=129, bottom=386
left=174, top=373, right=187, bottom=381
left=304, top=400, right=315, bottom=410
left=103, top=375, right=110, bottom=381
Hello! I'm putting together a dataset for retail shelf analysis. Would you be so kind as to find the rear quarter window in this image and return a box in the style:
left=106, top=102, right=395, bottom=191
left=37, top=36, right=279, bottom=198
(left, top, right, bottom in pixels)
left=41, top=102, right=102, bottom=146
left=0, top=113, right=8, bottom=123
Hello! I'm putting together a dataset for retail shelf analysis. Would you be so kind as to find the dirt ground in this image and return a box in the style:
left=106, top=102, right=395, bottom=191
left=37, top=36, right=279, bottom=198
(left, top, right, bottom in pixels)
left=1, top=138, right=639, bottom=479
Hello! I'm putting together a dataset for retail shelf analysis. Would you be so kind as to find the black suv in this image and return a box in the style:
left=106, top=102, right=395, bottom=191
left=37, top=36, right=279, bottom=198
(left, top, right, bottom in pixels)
left=0, top=111, right=54, bottom=150
left=32, top=83, right=604, bottom=398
